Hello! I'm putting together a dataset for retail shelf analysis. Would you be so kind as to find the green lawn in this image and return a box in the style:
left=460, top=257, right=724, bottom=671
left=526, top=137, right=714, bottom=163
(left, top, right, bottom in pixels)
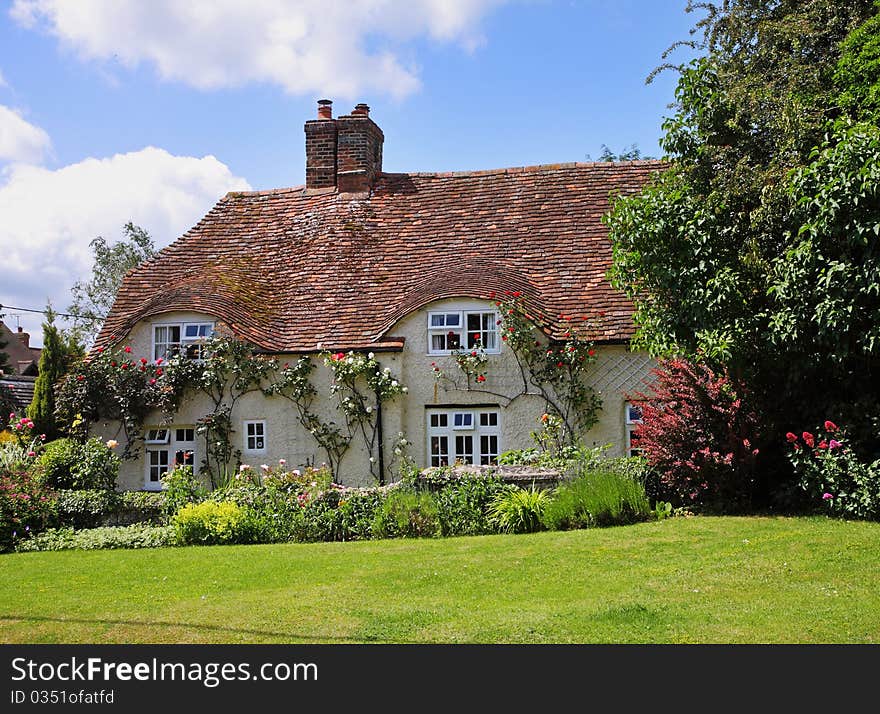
left=1, top=516, right=878, bottom=643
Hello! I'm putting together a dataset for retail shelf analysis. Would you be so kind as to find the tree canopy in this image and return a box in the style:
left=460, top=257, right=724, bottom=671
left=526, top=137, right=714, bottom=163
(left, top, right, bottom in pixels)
left=606, top=0, right=880, bottom=471
left=67, top=222, right=156, bottom=347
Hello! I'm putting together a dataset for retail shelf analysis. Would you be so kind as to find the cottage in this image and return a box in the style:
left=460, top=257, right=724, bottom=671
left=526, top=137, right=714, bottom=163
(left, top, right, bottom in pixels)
left=94, top=101, right=660, bottom=490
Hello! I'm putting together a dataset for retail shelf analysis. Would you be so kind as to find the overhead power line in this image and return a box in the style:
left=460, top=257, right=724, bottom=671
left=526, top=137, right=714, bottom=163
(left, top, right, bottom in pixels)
left=0, top=304, right=85, bottom=320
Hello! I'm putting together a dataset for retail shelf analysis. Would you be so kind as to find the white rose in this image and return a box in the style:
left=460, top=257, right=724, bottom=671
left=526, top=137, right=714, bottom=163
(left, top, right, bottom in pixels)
left=402, top=387, right=408, bottom=393
left=391, top=380, right=398, bottom=387
left=368, top=352, right=375, bottom=359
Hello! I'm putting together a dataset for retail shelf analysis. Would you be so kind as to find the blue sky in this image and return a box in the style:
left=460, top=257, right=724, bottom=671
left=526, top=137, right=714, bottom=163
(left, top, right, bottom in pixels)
left=0, top=0, right=701, bottom=345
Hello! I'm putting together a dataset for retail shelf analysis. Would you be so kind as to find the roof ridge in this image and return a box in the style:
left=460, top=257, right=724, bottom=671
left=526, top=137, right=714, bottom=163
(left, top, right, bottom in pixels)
left=223, top=185, right=307, bottom=198
left=384, top=159, right=667, bottom=179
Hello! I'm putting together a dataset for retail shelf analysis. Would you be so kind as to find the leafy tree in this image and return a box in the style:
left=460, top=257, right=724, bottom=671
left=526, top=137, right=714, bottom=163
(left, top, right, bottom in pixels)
left=27, top=306, right=70, bottom=440
left=596, top=144, right=654, bottom=162
left=606, top=1, right=880, bottom=496
left=67, top=222, right=156, bottom=347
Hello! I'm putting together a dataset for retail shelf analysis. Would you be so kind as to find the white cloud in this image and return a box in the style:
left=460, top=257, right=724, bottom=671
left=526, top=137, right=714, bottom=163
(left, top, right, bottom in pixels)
left=10, top=0, right=508, bottom=99
left=0, top=69, right=7, bottom=88
left=0, top=147, right=250, bottom=341
left=0, top=104, right=51, bottom=164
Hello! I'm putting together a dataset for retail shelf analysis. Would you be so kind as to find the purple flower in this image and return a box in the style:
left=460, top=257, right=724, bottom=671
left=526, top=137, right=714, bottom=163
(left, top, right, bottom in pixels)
left=822, top=493, right=833, bottom=500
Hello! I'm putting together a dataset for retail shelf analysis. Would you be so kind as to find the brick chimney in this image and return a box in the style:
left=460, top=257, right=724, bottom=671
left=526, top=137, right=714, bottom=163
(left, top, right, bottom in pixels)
left=304, top=100, right=383, bottom=193
left=15, top=327, right=29, bottom=349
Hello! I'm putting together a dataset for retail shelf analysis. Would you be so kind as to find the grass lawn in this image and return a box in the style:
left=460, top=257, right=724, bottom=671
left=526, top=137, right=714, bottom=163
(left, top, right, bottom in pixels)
left=1, top=515, right=878, bottom=644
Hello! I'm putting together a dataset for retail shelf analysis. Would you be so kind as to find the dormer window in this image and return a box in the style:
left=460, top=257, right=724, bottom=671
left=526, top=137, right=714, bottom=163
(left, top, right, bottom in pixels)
left=428, top=310, right=499, bottom=355
left=153, top=321, right=215, bottom=361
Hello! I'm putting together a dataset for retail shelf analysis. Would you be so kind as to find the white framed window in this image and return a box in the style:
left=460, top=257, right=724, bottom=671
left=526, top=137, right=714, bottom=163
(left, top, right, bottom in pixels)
left=244, top=420, right=267, bottom=452
left=144, top=425, right=197, bottom=490
left=427, top=408, right=500, bottom=466
left=152, top=321, right=214, bottom=361
left=427, top=310, right=499, bottom=355
left=625, top=402, right=643, bottom=457
left=145, top=428, right=169, bottom=444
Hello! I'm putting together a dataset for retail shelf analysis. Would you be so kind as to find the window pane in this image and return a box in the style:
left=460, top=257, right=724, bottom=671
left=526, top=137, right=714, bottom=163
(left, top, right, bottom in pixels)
left=184, top=324, right=199, bottom=338
left=430, top=314, right=445, bottom=327
left=480, top=413, right=498, bottom=427
left=455, top=435, right=473, bottom=464
left=431, top=334, right=447, bottom=351
left=430, top=436, right=449, bottom=467
left=445, top=314, right=460, bottom=326
left=446, top=331, right=461, bottom=349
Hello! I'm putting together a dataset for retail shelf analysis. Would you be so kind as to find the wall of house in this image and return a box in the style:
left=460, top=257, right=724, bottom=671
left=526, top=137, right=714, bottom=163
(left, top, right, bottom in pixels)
left=98, top=305, right=655, bottom=492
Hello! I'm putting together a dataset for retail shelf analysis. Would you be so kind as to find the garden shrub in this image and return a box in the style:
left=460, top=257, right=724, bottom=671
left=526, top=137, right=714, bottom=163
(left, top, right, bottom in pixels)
left=786, top=422, right=880, bottom=520
left=337, top=489, right=386, bottom=541
left=161, top=465, right=207, bottom=520
left=488, top=486, right=547, bottom=534
left=117, top=491, right=165, bottom=525
left=15, top=524, right=178, bottom=552
left=40, top=437, right=119, bottom=490
left=55, top=489, right=121, bottom=529
left=371, top=489, right=440, bottom=539
left=630, top=358, right=761, bottom=512
left=172, top=501, right=259, bottom=545
left=0, top=468, right=57, bottom=552
left=76, top=437, right=120, bottom=489
left=39, top=438, right=79, bottom=488
left=54, top=489, right=165, bottom=528
left=216, top=482, right=304, bottom=543
left=432, top=474, right=508, bottom=536
left=541, top=468, right=652, bottom=530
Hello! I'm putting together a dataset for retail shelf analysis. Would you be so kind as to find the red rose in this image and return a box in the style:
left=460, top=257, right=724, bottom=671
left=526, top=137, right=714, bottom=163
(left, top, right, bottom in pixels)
left=513, top=291, right=521, bottom=298
left=156, top=368, right=163, bottom=376
left=802, top=432, right=815, bottom=448
left=96, top=347, right=104, bottom=353
left=476, top=375, right=486, bottom=383
left=488, top=291, right=496, bottom=299
left=140, top=357, right=147, bottom=364
left=785, top=432, right=798, bottom=443
left=556, top=362, right=564, bottom=368
left=76, top=375, right=84, bottom=382
left=818, top=440, right=828, bottom=449
left=824, top=420, right=838, bottom=432
left=149, top=378, right=157, bottom=385
left=588, top=349, right=596, bottom=357
left=124, top=346, right=132, bottom=353
left=121, top=363, right=129, bottom=370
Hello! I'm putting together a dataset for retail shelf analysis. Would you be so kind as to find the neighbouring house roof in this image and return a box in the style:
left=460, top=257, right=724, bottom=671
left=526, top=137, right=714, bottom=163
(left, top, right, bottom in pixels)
left=0, top=321, right=41, bottom=375
left=96, top=161, right=660, bottom=354
left=0, top=374, right=36, bottom=411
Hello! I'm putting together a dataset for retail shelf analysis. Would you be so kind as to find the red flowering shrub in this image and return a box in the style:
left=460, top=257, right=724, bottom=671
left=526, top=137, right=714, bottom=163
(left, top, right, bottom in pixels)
left=631, top=359, right=761, bottom=511
left=0, top=468, right=57, bottom=552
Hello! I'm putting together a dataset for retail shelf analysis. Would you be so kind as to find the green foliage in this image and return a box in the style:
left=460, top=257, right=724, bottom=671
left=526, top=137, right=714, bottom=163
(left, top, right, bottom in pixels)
left=15, top=524, right=177, bottom=552
left=54, top=489, right=120, bottom=529
left=835, top=3, right=880, bottom=122
left=172, top=501, right=260, bottom=545
left=488, top=486, right=548, bottom=534
left=53, top=489, right=164, bottom=529
left=39, top=438, right=77, bottom=488
left=160, top=465, right=207, bottom=520
left=596, top=143, right=654, bottom=162
left=0, top=467, right=57, bottom=552
left=67, top=222, right=156, bottom=347
left=28, top=307, right=71, bottom=441
left=432, top=474, right=508, bottom=536
left=39, top=437, right=119, bottom=490
left=787, top=423, right=880, bottom=520
left=371, top=489, right=441, bottom=539
left=541, top=468, right=652, bottom=530
left=606, top=1, right=880, bottom=505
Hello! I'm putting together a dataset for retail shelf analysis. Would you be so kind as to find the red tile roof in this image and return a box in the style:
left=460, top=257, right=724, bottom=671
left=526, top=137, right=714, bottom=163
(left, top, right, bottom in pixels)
left=96, top=161, right=662, bottom=353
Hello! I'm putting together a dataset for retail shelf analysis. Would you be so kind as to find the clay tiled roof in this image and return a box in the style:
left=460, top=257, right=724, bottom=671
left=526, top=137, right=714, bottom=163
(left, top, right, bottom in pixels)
left=0, top=375, right=36, bottom=411
left=96, top=161, right=662, bottom=353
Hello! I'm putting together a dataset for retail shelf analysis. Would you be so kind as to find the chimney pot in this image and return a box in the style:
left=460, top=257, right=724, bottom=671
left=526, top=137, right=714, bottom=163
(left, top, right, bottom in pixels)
left=15, top=329, right=29, bottom=348
left=352, top=103, right=370, bottom=117
left=317, top=99, right=333, bottom=119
